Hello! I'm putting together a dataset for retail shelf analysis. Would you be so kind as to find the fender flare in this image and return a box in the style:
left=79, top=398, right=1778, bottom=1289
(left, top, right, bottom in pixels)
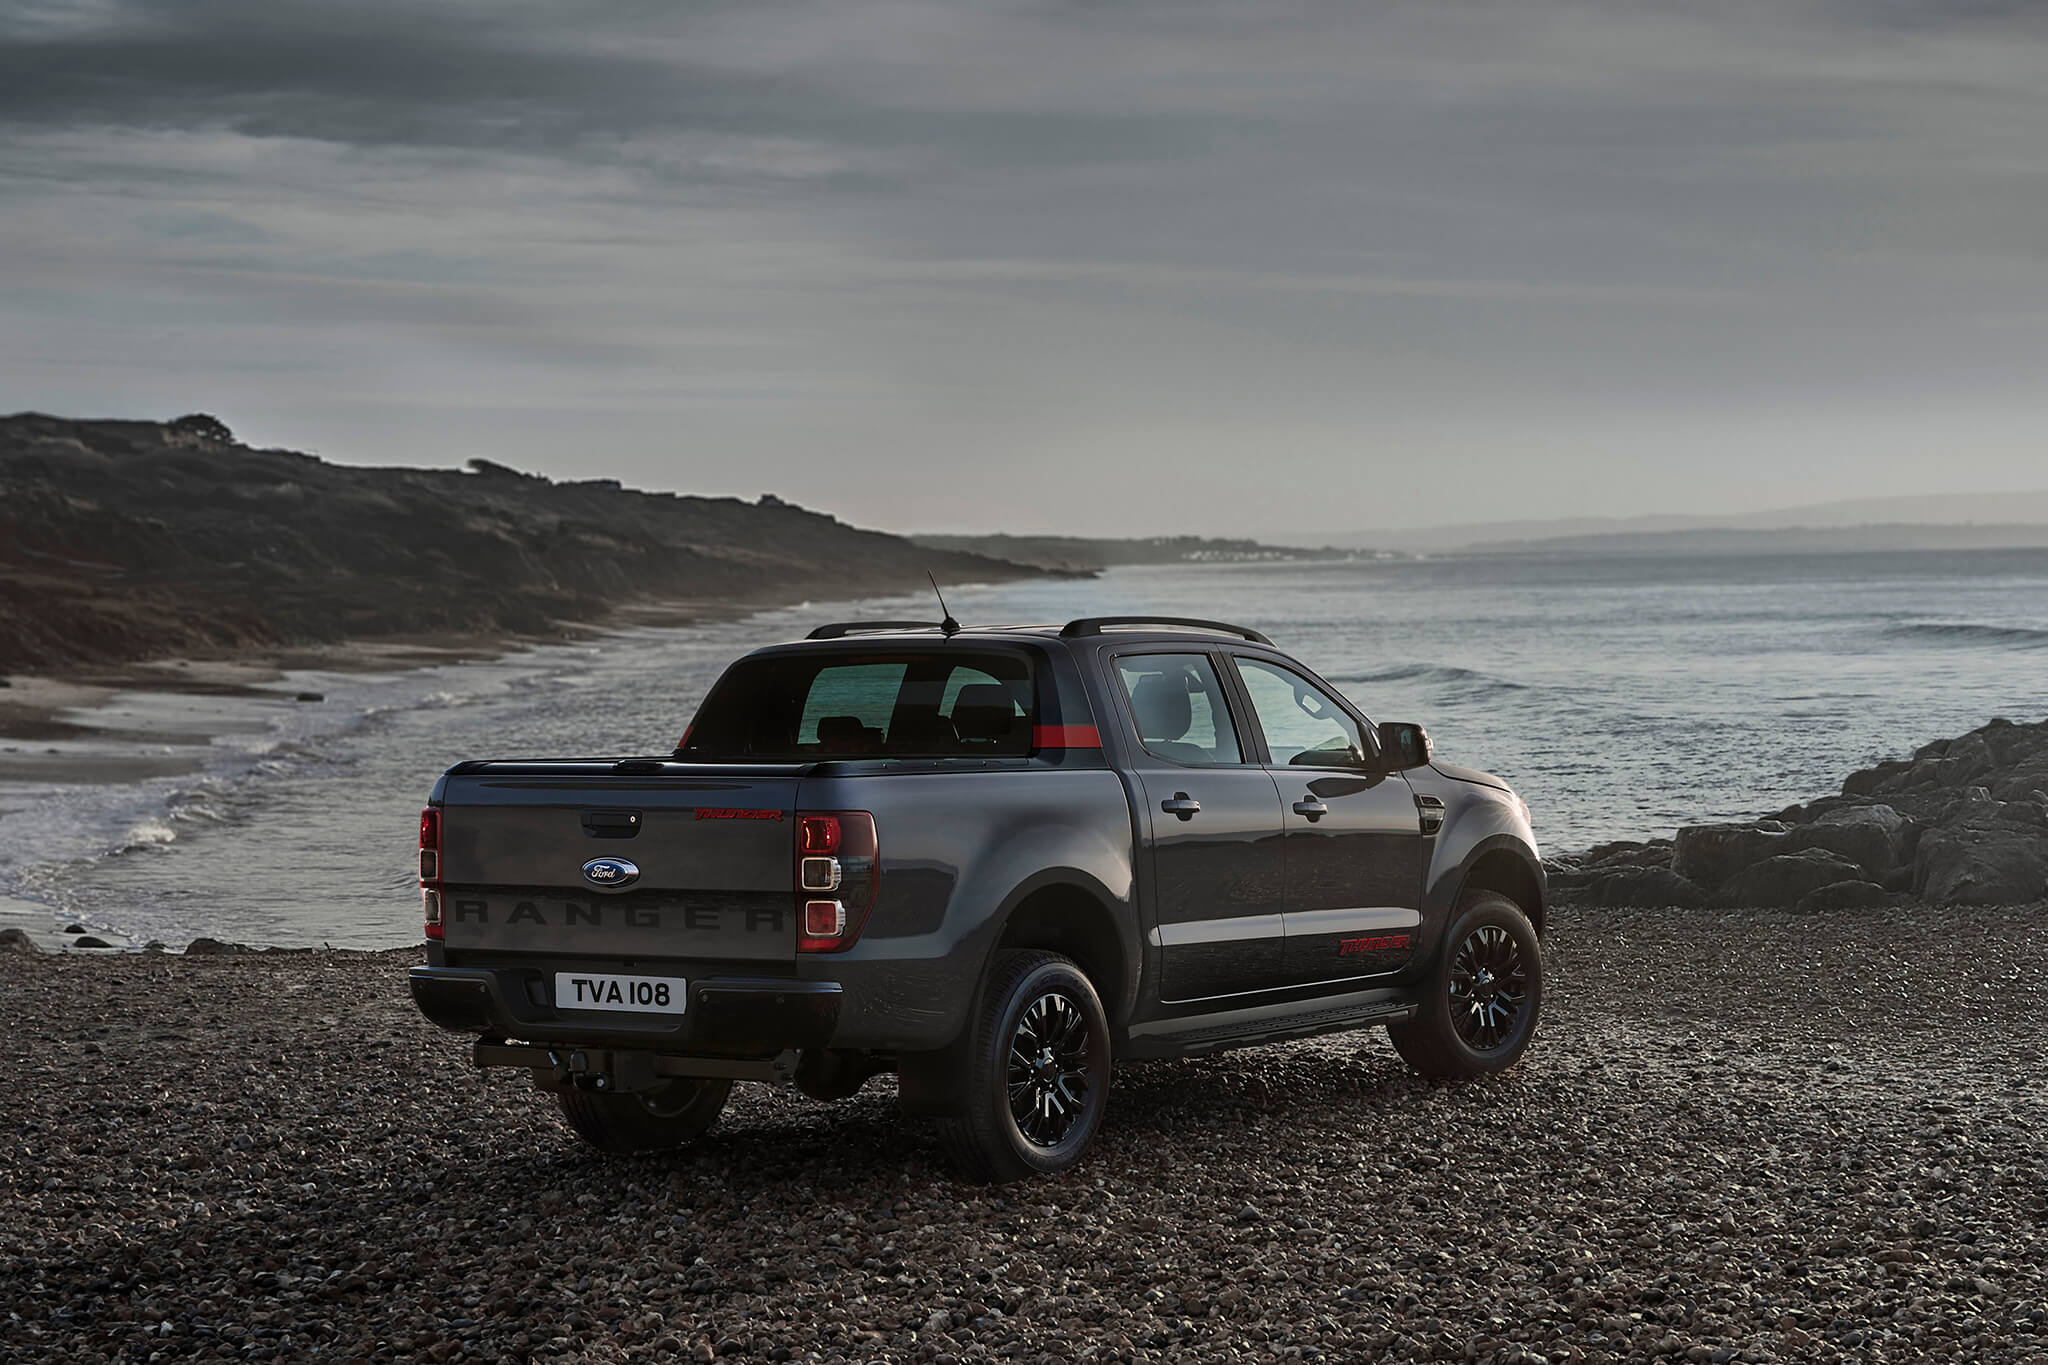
left=982, top=866, right=1142, bottom=1027
left=897, top=867, right=1135, bottom=1114
left=1424, top=829, right=1547, bottom=961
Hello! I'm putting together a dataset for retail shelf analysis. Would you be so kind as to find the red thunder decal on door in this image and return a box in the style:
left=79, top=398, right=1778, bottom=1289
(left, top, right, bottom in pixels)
left=693, top=808, right=785, bottom=821
left=1338, top=934, right=1411, bottom=955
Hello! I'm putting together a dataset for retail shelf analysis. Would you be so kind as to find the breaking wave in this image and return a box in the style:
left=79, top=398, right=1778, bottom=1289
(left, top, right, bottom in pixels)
left=1886, top=622, right=2048, bottom=650
left=115, top=819, right=178, bottom=852
left=1331, top=663, right=1530, bottom=697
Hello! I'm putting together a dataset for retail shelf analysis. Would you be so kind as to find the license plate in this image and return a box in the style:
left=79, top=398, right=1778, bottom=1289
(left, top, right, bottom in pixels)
left=554, top=972, right=687, bottom=1015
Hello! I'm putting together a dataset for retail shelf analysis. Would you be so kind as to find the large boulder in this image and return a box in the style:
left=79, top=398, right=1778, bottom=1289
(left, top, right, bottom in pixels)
left=1578, top=867, right=1709, bottom=909
left=1915, top=825, right=2048, bottom=905
left=1794, top=880, right=1894, bottom=913
left=1717, top=848, right=1867, bottom=908
left=1991, top=766, right=2048, bottom=803
left=0, top=927, right=41, bottom=954
left=1977, top=718, right=2048, bottom=767
left=183, top=936, right=247, bottom=955
left=1842, top=759, right=1912, bottom=798
left=1912, top=736, right=1951, bottom=762
left=1673, top=821, right=1791, bottom=889
left=1928, top=733, right=1996, bottom=788
left=1576, top=838, right=1674, bottom=869
left=1940, top=791, right=2047, bottom=832
left=1782, top=804, right=1912, bottom=876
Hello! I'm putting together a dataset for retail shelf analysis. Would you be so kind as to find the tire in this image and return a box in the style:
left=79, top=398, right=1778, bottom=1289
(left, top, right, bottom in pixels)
left=933, top=950, right=1112, bottom=1183
left=555, top=1077, right=732, bottom=1154
left=1389, top=891, right=1543, bottom=1079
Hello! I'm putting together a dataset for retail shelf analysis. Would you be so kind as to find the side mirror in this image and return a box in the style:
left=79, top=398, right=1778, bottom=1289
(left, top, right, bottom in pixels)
left=1376, top=721, right=1432, bottom=771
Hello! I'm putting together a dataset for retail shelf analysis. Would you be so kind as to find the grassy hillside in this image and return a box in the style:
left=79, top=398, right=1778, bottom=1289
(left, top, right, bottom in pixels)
left=0, top=413, right=1047, bottom=674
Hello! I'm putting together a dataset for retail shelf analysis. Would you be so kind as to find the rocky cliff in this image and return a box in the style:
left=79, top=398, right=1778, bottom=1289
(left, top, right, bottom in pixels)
left=0, top=413, right=1048, bottom=674
left=1551, top=716, right=2048, bottom=908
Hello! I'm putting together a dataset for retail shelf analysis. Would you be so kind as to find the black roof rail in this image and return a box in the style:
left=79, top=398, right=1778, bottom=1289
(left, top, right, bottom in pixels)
left=1060, top=616, right=1273, bottom=646
left=806, top=620, right=946, bottom=640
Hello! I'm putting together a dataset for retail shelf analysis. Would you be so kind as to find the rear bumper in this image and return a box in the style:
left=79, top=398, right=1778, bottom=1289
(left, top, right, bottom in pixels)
left=408, top=966, right=841, bottom=1055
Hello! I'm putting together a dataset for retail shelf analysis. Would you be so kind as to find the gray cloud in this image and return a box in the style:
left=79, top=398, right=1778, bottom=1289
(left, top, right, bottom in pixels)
left=2, top=0, right=2046, bottom=534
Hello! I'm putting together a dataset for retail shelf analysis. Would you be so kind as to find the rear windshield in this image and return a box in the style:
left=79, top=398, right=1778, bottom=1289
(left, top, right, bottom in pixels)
left=680, top=649, right=1038, bottom=760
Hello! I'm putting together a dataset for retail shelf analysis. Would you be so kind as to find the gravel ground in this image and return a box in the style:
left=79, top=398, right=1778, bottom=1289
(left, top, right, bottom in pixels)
left=4, top=902, right=2045, bottom=1364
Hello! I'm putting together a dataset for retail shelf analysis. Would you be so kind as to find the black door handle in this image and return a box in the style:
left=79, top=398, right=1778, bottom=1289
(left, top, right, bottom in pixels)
left=1161, top=793, right=1201, bottom=821
left=1292, top=798, right=1329, bottom=822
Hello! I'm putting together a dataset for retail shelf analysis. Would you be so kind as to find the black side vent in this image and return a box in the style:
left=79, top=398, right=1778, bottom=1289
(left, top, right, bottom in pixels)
left=1415, top=794, right=1446, bottom=835
left=612, top=759, right=665, bottom=776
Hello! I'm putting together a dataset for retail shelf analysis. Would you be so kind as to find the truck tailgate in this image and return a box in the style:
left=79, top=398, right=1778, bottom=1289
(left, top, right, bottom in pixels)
left=437, top=769, right=800, bottom=961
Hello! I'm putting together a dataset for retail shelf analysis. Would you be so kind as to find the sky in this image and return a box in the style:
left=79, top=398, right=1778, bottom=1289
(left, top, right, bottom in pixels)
left=2, top=1, right=2045, bottom=538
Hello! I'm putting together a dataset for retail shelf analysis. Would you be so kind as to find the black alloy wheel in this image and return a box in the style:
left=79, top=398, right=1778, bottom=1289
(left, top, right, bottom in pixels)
left=1388, top=890, right=1542, bottom=1079
left=933, top=949, right=1112, bottom=1182
left=1006, top=989, right=1096, bottom=1149
left=1447, top=922, right=1530, bottom=1051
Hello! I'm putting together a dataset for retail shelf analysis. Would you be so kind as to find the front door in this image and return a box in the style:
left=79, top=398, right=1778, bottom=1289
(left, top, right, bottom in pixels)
left=1112, top=651, right=1290, bottom=1001
left=1228, top=654, right=1426, bottom=987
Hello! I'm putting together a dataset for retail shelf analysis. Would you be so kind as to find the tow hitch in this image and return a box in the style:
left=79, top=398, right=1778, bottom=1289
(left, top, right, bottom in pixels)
left=472, top=1041, right=799, bottom=1093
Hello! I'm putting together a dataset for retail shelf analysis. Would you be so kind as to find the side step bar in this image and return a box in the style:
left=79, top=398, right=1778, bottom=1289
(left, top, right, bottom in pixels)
left=474, top=1041, right=799, bottom=1093
left=1122, top=988, right=1418, bottom=1061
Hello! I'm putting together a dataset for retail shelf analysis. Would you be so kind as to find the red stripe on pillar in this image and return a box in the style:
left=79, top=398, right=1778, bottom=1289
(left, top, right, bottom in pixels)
left=1033, top=725, right=1102, bottom=749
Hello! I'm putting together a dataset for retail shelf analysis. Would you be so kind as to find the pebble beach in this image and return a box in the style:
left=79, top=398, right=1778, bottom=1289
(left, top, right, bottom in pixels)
left=4, top=899, right=2043, bottom=1364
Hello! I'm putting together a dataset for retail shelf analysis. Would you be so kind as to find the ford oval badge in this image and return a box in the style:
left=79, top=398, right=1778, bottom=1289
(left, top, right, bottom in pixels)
left=581, top=856, right=640, bottom=892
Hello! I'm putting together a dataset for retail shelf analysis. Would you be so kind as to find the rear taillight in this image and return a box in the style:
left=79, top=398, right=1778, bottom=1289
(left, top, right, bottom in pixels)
left=419, top=807, right=444, bottom=940
left=418, top=809, right=441, bottom=881
left=802, top=899, right=846, bottom=938
left=798, top=815, right=841, bottom=855
left=795, top=810, right=876, bottom=953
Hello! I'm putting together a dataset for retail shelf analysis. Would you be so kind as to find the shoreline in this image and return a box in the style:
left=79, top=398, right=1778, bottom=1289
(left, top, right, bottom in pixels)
left=0, top=582, right=962, bottom=771
left=0, top=585, right=1021, bottom=955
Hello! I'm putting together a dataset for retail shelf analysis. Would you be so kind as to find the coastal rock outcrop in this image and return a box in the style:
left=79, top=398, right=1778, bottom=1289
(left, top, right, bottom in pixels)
left=1576, top=865, right=1708, bottom=910
left=1672, top=822, right=1791, bottom=890
left=1794, top=880, right=1892, bottom=913
left=1915, top=824, right=2048, bottom=906
left=1717, top=848, right=1867, bottom=908
left=1551, top=716, right=2048, bottom=908
left=1784, top=804, right=1914, bottom=876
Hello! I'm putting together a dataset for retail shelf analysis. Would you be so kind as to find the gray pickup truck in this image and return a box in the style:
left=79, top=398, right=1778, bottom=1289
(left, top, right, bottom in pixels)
left=410, top=616, right=1546, bottom=1181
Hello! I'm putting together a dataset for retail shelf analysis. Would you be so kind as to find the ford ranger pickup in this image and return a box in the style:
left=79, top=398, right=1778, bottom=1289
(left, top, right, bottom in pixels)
left=409, top=616, right=1547, bottom=1181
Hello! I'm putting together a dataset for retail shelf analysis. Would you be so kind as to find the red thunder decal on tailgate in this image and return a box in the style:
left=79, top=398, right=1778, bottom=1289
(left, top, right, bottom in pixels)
left=1033, top=725, right=1102, bottom=748
left=1338, top=934, right=1411, bottom=955
left=693, top=808, right=785, bottom=821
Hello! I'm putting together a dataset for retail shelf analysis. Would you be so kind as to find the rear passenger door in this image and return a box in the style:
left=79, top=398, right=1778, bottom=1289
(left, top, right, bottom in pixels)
left=1227, top=654, right=1425, bottom=988
left=1111, top=651, right=1290, bottom=1001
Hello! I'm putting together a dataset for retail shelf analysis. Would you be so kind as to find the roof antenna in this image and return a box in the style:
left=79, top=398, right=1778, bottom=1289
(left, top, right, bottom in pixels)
left=927, top=571, right=961, bottom=636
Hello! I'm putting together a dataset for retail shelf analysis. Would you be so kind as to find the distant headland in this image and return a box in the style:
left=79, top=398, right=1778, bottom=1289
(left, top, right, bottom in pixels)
left=0, top=412, right=1053, bottom=678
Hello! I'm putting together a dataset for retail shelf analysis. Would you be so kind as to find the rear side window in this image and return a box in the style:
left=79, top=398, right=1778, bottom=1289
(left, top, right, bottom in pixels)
left=682, top=650, right=1037, bottom=759
left=1114, top=653, right=1243, bottom=766
left=797, top=664, right=906, bottom=746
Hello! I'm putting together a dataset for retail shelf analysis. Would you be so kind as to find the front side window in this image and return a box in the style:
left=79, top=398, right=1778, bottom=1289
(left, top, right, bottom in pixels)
left=1115, top=653, right=1243, bottom=766
left=682, top=650, right=1036, bottom=759
left=1233, top=657, right=1366, bottom=768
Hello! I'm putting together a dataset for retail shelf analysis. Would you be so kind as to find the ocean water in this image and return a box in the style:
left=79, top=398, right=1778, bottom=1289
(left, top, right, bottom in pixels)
left=5, top=550, right=2046, bottom=949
